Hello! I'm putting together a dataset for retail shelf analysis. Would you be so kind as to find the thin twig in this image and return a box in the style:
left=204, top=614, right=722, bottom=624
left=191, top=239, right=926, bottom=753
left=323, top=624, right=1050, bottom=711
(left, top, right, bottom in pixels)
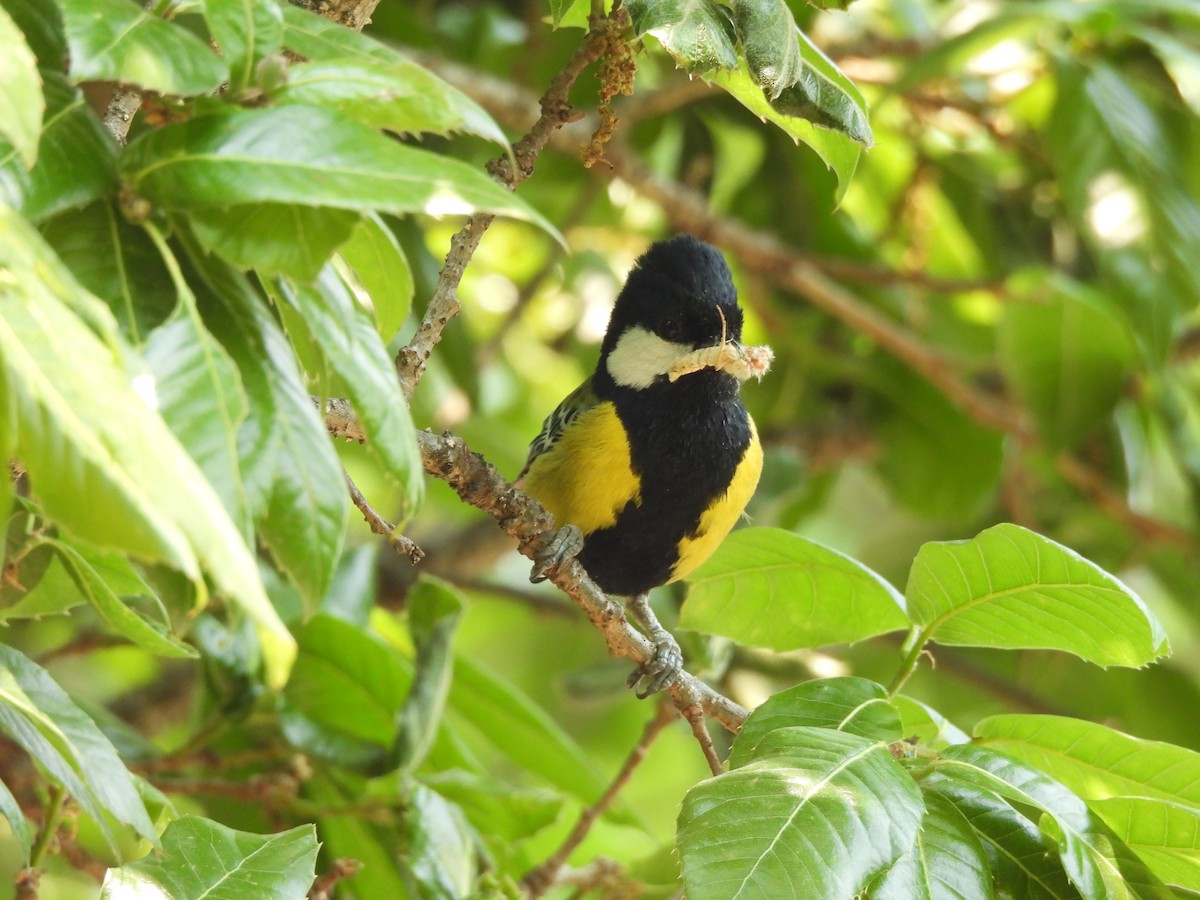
left=395, top=9, right=620, bottom=401
left=522, top=700, right=676, bottom=897
left=345, top=469, right=425, bottom=564
left=307, top=858, right=362, bottom=900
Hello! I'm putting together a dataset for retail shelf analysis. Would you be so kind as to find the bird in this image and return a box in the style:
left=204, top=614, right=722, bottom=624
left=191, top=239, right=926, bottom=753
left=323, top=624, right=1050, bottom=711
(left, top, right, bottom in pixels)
left=517, top=235, right=771, bottom=696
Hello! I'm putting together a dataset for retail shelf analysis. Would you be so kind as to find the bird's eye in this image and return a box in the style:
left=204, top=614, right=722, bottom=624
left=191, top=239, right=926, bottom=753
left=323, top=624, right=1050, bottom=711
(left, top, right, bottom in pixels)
left=659, top=318, right=682, bottom=341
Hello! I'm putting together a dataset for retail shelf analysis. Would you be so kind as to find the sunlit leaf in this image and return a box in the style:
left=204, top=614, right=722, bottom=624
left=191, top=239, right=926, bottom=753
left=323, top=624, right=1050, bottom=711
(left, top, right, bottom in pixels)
left=203, top=0, right=284, bottom=93
left=120, top=105, right=553, bottom=236
left=1089, top=796, right=1200, bottom=893
left=626, top=0, right=738, bottom=73
left=337, top=213, right=413, bottom=340
left=683, top=527, right=908, bottom=650
left=0, top=644, right=157, bottom=856
left=101, top=817, right=318, bottom=899
left=906, top=524, right=1168, bottom=666
left=0, top=6, right=42, bottom=167
left=278, top=3, right=509, bottom=148
left=679, top=727, right=923, bottom=898
left=57, top=0, right=227, bottom=95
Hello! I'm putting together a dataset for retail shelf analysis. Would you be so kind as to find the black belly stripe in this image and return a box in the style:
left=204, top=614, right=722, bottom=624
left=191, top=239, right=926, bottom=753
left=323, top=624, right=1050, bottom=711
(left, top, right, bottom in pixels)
left=579, top=370, right=752, bottom=596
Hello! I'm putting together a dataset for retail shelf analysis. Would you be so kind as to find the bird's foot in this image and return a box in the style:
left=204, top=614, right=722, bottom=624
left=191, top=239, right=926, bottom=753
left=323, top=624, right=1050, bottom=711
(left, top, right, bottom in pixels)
left=529, top=524, right=584, bottom=583
left=624, top=593, right=683, bottom=698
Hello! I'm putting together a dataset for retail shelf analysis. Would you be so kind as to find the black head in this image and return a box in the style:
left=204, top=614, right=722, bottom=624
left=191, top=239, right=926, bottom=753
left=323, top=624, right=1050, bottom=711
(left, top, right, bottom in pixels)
left=601, top=235, right=743, bottom=357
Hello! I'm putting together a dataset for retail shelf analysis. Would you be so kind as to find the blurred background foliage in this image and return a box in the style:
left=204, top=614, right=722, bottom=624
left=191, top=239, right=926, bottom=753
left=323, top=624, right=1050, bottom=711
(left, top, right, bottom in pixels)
left=3, top=0, right=1200, bottom=895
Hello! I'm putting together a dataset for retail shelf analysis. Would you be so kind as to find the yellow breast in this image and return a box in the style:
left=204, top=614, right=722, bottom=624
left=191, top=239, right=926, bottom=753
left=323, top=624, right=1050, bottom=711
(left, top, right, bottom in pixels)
left=520, top=401, right=642, bottom=534
left=669, top=417, right=763, bottom=583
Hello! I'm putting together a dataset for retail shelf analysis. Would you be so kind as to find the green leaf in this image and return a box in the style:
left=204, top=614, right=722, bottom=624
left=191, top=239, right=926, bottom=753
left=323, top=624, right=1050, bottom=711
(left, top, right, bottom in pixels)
left=869, top=791, right=994, bottom=900
left=928, top=744, right=1172, bottom=899
left=0, top=543, right=87, bottom=622
left=184, top=238, right=348, bottom=608
left=284, top=613, right=408, bottom=749
left=0, top=72, right=114, bottom=222
left=43, top=537, right=197, bottom=658
left=679, top=727, right=924, bottom=898
left=707, top=62, right=862, bottom=201
left=57, top=0, right=227, bottom=95
left=400, top=785, right=478, bottom=899
left=39, top=202, right=174, bottom=343
left=142, top=231, right=251, bottom=532
left=447, top=656, right=613, bottom=808
left=682, top=527, right=908, bottom=650
left=0, top=776, right=32, bottom=864
left=923, top=779, right=1078, bottom=898
left=0, top=206, right=294, bottom=686
left=120, top=105, right=553, bottom=235
left=626, top=0, right=738, bottom=74
left=280, top=266, right=424, bottom=517
left=973, top=714, right=1200, bottom=810
left=190, top=203, right=360, bottom=282
left=420, top=770, right=562, bottom=843
left=0, top=0, right=66, bottom=69
left=893, top=696, right=970, bottom=749
left=101, top=817, right=318, bottom=899
left=905, top=523, right=1168, bottom=666
left=0, top=644, right=157, bottom=855
left=337, top=213, right=413, bottom=340
left=730, top=677, right=902, bottom=768
left=731, top=0, right=872, bottom=145
left=393, top=578, right=463, bottom=775
left=0, top=7, right=43, bottom=167
left=1089, top=796, right=1200, bottom=893
left=278, top=3, right=509, bottom=148
left=998, top=272, right=1135, bottom=450
left=203, top=0, right=283, bottom=93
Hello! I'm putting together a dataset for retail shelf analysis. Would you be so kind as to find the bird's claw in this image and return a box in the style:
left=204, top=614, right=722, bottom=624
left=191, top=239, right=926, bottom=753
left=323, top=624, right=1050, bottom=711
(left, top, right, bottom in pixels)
left=626, top=632, right=683, bottom=698
left=529, top=524, right=584, bottom=583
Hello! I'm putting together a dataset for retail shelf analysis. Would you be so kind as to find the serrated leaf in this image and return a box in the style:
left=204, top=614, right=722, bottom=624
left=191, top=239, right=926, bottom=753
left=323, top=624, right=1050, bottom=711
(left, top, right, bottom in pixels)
left=1089, top=796, right=1200, bottom=893
left=679, top=727, right=924, bottom=899
left=337, top=213, right=413, bottom=340
left=39, top=202, right=174, bottom=343
left=278, top=3, right=509, bottom=148
left=730, top=677, right=902, bottom=768
left=0, top=644, right=157, bottom=856
left=707, top=62, right=862, bottom=201
left=0, top=206, right=294, bottom=686
left=869, top=791, right=994, bottom=900
left=626, top=0, right=738, bottom=74
left=43, top=537, right=196, bottom=658
left=0, top=7, right=42, bottom=167
left=682, top=527, right=908, bottom=650
left=998, top=273, right=1135, bottom=450
left=184, top=237, right=348, bottom=608
left=57, top=0, right=227, bottom=95
left=732, top=0, right=872, bottom=145
left=906, top=523, right=1168, bottom=666
left=190, top=202, right=359, bottom=282
left=0, top=72, right=114, bottom=222
left=101, top=817, right=318, bottom=899
left=120, top=105, right=554, bottom=236
left=922, top=780, right=1078, bottom=898
left=928, top=744, right=1172, bottom=899
left=974, top=714, right=1200, bottom=810
left=203, top=0, right=284, bottom=93
left=280, top=266, right=423, bottom=518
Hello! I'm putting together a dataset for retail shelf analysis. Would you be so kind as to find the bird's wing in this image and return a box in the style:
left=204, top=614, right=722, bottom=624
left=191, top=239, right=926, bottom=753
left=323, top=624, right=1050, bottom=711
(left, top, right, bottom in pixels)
left=518, top=377, right=600, bottom=480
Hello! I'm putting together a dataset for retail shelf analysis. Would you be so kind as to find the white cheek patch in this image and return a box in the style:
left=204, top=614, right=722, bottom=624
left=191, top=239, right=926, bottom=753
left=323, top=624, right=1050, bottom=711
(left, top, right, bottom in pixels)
left=605, top=325, right=693, bottom=389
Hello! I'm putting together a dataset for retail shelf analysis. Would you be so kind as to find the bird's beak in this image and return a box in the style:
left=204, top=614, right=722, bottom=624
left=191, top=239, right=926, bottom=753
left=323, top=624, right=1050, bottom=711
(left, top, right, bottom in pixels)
left=667, top=341, right=774, bottom=383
